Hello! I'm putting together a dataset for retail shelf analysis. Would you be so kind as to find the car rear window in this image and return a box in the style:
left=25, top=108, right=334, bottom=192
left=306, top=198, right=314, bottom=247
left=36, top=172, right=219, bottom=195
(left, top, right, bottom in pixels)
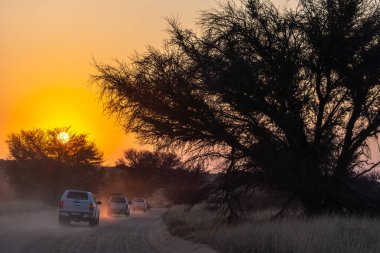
left=67, top=191, right=88, bottom=200
left=133, top=198, right=144, bottom=203
left=110, top=197, right=126, bottom=203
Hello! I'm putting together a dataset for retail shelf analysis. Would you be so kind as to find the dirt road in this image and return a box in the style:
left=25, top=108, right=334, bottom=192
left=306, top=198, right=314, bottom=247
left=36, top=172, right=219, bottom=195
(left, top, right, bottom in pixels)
left=0, top=208, right=215, bottom=253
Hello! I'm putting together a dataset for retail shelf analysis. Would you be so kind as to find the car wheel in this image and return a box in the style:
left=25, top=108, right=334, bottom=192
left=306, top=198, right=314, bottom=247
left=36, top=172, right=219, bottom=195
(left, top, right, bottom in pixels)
left=59, top=216, right=69, bottom=225
left=89, top=218, right=99, bottom=227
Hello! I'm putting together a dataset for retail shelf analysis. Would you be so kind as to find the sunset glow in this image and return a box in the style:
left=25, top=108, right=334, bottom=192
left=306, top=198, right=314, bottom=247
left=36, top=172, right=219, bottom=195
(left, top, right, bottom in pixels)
left=0, top=0, right=295, bottom=164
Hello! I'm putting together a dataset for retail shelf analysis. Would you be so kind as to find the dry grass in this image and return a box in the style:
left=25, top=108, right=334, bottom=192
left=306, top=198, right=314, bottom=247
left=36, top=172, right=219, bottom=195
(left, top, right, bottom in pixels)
left=163, top=205, right=380, bottom=253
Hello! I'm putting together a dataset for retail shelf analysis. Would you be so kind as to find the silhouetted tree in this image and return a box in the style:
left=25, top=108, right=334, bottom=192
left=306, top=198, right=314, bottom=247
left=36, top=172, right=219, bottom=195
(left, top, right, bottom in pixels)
left=6, top=128, right=104, bottom=203
left=114, top=149, right=207, bottom=203
left=93, top=0, right=380, bottom=216
left=114, top=149, right=180, bottom=196
left=118, top=149, right=181, bottom=175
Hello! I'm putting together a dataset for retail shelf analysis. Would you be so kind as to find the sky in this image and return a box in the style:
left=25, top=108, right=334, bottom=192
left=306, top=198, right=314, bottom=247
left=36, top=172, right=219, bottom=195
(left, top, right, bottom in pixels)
left=0, top=0, right=296, bottom=165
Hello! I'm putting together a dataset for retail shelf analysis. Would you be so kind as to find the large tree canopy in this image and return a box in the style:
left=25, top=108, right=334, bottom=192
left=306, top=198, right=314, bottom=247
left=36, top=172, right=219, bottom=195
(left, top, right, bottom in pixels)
left=93, top=0, right=380, bottom=214
left=6, top=128, right=103, bottom=202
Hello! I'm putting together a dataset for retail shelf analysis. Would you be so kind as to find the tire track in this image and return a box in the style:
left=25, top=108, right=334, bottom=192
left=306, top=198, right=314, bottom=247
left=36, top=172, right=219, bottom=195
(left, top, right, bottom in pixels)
left=0, top=208, right=215, bottom=253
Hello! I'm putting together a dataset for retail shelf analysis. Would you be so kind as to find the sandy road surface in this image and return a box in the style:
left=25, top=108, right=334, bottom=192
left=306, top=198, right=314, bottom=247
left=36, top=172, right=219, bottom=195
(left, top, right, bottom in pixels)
left=0, top=208, right=215, bottom=253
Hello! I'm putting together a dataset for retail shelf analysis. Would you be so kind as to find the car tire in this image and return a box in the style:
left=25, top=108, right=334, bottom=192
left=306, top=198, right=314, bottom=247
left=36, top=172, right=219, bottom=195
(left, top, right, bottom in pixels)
left=59, top=216, right=69, bottom=225
left=89, top=217, right=99, bottom=227
left=89, top=220, right=96, bottom=227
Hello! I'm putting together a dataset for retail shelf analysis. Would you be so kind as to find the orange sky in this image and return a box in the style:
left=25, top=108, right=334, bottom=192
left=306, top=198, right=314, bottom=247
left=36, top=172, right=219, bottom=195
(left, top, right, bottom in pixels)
left=0, top=0, right=296, bottom=165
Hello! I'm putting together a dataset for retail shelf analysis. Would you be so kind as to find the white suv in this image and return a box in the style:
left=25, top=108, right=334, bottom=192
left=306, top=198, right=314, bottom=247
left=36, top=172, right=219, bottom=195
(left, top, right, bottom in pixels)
left=58, top=190, right=102, bottom=227
left=132, top=198, right=148, bottom=212
left=107, top=195, right=130, bottom=216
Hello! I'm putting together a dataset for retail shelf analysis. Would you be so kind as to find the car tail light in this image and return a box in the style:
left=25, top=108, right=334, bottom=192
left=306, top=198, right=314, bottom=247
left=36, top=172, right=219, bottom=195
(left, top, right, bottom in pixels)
left=89, top=203, right=94, bottom=211
left=59, top=201, right=64, bottom=209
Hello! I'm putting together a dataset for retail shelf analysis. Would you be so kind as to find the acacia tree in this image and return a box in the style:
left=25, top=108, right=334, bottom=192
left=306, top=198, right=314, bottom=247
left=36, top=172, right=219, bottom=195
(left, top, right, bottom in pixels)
left=6, top=128, right=103, bottom=203
left=93, top=0, right=380, bottom=215
left=114, top=149, right=206, bottom=203
left=118, top=149, right=181, bottom=174
left=115, top=149, right=180, bottom=196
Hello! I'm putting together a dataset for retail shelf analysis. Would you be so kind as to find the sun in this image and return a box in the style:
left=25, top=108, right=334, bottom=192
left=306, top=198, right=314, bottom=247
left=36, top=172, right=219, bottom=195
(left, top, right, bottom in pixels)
left=57, top=132, right=70, bottom=144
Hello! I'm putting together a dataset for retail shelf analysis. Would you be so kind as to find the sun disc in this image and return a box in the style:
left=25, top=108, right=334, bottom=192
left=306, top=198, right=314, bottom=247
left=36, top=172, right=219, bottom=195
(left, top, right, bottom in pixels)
left=57, top=132, right=70, bottom=143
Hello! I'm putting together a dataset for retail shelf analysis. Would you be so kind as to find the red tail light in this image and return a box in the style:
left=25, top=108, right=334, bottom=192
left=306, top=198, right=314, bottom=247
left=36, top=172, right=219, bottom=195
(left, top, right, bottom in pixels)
left=59, top=201, right=64, bottom=209
left=89, top=203, right=94, bottom=211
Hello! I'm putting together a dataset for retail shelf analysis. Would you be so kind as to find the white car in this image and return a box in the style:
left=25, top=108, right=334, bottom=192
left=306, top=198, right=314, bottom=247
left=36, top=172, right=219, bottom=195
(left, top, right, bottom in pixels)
left=132, top=198, right=148, bottom=212
left=107, top=195, right=130, bottom=216
left=58, top=190, right=102, bottom=227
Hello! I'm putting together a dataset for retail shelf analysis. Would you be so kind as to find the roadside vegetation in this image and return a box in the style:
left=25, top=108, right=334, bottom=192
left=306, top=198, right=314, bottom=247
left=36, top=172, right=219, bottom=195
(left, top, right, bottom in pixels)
left=164, top=205, right=380, bottom=253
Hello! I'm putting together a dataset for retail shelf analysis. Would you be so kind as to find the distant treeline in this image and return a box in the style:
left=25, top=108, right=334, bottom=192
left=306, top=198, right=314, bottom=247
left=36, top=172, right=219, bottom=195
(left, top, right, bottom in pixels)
left=102, top=149, right=208, bottom=205
left=4, top=128, right=207, bottom=205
